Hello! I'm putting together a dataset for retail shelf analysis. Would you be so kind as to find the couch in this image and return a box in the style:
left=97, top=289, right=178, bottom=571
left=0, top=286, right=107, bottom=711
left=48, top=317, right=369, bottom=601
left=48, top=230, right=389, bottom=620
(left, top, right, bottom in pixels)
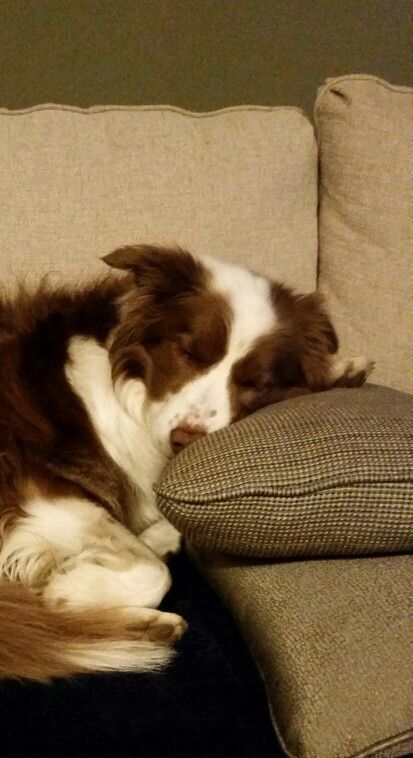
left=0, top=74, right=411, bottom=758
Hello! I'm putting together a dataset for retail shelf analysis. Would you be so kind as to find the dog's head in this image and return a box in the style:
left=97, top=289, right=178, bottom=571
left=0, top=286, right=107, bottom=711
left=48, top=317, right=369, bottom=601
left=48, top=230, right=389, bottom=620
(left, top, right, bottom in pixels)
left=103, top=245, right=339, bottom=457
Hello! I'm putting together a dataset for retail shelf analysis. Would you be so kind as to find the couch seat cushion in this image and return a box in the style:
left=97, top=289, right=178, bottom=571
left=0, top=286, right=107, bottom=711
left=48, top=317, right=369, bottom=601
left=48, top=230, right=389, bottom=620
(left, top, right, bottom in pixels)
left=194, top=551, right=413, bottom=758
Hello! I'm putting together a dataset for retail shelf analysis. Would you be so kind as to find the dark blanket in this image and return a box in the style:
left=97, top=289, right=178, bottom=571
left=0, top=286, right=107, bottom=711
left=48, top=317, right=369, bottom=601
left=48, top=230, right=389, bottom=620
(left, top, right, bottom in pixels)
left=2, top=552, right=281, bottom=758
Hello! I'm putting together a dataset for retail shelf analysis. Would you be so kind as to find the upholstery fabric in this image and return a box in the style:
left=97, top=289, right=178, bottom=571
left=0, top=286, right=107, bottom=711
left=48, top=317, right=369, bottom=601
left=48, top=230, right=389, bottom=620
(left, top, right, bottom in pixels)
left=156, top=385, right=413, bottom=558
left=195, top=551, right=413, bottom=758
left=315, top=75, right=413, bottom=394
left=0, top=104, right=317, bottom=291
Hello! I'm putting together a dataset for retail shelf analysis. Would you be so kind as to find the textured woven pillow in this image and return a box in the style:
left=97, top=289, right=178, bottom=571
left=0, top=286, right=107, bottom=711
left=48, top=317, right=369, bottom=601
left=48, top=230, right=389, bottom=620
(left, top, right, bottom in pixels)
left=156, top=385, right=413, bottom=558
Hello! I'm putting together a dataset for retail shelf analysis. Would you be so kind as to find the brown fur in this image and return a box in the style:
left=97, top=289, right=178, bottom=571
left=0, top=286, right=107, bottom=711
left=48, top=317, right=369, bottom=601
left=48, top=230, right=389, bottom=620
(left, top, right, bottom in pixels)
left=0, top=244, right=369, bottom=681
left=105, top=245, right=232, bottom=399
left=229, top=284, right=341, bottom=420
left=0, top=245, right=232, bottom=546
left=0, top=246, right=362, bottom=523
left=0, top=246, right=233, bottom=681
left=0, top=277, right=134, bottom=531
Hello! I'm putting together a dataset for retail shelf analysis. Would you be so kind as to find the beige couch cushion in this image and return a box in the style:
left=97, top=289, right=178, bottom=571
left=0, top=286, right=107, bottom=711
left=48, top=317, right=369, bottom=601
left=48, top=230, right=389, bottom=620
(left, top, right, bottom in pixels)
left=315, top=75, right=413, bottom=394
left=156, top=385, right=413, bottom=558
left=0, top=104, right=317, bottom=291
left=195, top=551, right=413, bottom=758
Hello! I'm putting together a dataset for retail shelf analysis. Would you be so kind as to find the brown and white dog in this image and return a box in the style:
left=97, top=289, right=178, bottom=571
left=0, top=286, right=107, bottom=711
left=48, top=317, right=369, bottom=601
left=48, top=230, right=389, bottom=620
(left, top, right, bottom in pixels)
left=0, top=245, right=373, bottom=681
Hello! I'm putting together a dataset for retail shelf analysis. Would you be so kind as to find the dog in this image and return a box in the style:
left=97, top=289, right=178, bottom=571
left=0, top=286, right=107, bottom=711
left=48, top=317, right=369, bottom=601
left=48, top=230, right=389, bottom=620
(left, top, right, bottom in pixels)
left=0, top=245, right=373, bottom=681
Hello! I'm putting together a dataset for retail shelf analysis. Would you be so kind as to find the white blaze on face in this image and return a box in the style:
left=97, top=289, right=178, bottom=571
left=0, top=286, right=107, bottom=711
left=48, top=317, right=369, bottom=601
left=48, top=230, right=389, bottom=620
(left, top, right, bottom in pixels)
left=143, top=257, right=277, bottom=454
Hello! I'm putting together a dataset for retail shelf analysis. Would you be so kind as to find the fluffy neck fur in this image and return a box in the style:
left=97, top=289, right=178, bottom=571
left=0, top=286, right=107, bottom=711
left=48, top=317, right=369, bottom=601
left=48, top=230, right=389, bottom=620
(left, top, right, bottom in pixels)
left=65, top=334, right=165, bottom=529
left=0, top=276, right=164, bottom=531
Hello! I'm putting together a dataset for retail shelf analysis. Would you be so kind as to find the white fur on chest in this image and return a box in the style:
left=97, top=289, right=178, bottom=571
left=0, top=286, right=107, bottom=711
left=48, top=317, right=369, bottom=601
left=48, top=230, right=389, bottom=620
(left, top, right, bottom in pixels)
left=65, top=337, right=164, bottom=526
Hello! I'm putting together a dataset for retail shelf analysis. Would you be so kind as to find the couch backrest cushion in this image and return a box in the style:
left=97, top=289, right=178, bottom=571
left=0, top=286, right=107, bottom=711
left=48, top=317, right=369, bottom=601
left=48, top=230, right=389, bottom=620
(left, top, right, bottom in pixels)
left=0, top=104, right=317, bottom=291
left=315, top=75, right=413, bottom=394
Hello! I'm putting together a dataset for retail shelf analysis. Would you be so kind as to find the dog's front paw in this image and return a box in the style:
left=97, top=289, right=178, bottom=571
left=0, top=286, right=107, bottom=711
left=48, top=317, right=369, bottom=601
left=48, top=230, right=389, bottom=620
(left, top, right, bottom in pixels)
left=140, top=519, right=182, bottom=560
left=122, top=607, right=188, bottom=644
left=331, top=356, right=375, bottom=388
left=345, top=356, right=375, bottom=386
left=146, top=611, right=188, bottom=645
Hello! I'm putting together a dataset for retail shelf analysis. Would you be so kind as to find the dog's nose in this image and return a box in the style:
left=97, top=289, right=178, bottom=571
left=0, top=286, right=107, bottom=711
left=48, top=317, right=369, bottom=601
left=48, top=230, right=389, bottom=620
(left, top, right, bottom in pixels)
left=170, top=424, right=206, bottom=455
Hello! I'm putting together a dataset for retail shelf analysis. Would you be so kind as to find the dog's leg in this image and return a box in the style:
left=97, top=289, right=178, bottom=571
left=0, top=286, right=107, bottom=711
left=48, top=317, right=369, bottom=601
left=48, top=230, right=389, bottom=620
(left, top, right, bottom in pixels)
left=139, top=519, right=182, bottom=560
left=1, top=495, right=186, bottom=642
left=329, top=356, right=375, bottom=388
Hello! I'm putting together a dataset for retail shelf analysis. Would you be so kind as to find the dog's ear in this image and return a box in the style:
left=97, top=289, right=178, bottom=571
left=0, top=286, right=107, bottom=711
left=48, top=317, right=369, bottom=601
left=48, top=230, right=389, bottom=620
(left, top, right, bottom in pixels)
left=103, top=245, right=187, bottom=272
left=296, top=292, right=339, bottom=355
left=102, top=245, right=204, bottom=302
left=102, top=246, right=145, bottom=271
left=272, top=286, right=339, bottom=391
left=293, top=293, right=339, bottom=389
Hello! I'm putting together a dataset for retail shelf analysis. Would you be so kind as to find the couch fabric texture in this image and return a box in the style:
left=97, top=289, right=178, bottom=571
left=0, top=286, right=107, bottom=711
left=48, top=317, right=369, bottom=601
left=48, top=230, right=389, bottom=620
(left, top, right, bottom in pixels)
left=315, top=74, right=413, bottom=394
left=157, top=385, right=413, bottom=558
left=195, top=551, right=413, bottom=758
left=0, top=104, right=317, bottom=291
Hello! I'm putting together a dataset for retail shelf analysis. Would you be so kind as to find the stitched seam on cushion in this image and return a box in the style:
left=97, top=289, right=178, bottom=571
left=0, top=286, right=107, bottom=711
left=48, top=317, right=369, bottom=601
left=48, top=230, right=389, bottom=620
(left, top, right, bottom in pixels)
left=0, top=102, right=306, bottom=118
left=347, top=728, right=413, bottom=758
left=251, top=657, right=299, bottom=758
left=314, top=73, right=413, bottom=119
left=162, top=505, right=413, bottom=541
left=155, top=478, right=413, bottom=505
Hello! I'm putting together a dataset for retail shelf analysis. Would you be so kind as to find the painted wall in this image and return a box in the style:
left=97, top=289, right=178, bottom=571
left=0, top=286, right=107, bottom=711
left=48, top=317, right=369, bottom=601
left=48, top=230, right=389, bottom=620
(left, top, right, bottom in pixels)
left=1, top=1, right=411, bottom=115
